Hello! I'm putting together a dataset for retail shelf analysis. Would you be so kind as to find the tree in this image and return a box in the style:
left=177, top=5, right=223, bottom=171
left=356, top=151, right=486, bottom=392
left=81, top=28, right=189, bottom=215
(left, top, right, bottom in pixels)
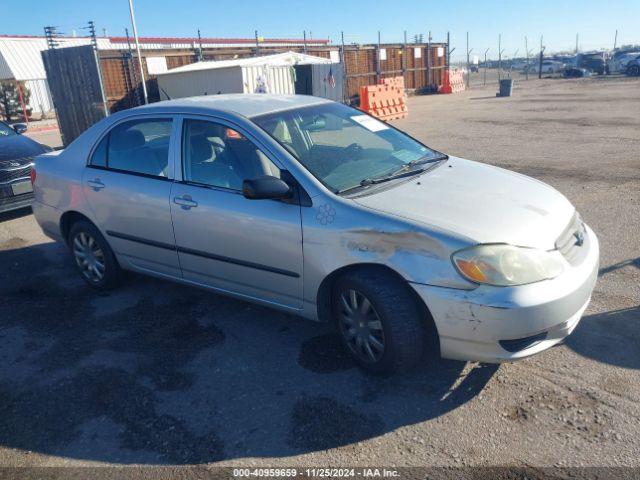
left=0, top=82, right=31, bottom=122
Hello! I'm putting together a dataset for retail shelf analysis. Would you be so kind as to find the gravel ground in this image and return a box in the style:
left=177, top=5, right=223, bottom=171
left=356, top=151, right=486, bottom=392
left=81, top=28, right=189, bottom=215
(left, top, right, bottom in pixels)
left=0, top=74, right=638, bottom=472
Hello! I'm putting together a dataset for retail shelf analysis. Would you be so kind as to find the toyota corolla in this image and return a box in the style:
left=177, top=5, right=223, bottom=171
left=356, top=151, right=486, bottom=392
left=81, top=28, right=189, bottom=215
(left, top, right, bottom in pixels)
left=31, top=95, right=599, bottom=373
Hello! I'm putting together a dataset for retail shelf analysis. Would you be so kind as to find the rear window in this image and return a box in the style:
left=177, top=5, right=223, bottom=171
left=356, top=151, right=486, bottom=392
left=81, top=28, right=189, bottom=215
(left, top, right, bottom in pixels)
left=89, top=119, right=173, bottom=177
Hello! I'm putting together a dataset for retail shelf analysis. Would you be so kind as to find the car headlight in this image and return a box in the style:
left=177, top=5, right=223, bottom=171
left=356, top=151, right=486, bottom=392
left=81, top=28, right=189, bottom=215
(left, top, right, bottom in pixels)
left=452, top=244, right=565, bottom=286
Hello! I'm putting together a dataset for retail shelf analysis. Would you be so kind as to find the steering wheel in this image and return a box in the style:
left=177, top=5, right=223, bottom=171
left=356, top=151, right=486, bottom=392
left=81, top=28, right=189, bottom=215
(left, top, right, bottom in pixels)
left=345, top=143, right=363, bottom=158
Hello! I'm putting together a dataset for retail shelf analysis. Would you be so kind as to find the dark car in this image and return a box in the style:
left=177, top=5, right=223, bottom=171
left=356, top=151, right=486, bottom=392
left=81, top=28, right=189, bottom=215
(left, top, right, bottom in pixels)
left=563, top=67, right=591, bottom=78
left=0, top=121, right=50, bottom=213
left=626, top=56, right=640, bottom=76
left=575, top=52, right=607, bottom=75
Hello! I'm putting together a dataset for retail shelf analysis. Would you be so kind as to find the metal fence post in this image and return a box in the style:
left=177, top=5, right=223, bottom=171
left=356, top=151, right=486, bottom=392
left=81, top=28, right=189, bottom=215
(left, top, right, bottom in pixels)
left=376, top=31, right=381, bottom=84
left=483, top=48, right=489, bottom=86
left=402, top=30, right=407, bottom=86
left=340, top=31, right=346, bottom=103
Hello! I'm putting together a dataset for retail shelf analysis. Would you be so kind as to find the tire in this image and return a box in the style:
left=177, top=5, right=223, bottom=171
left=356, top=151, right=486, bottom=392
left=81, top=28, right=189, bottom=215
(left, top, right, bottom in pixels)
left=627, top=65, right=640, bottom=77
left=68, top=220, right=122, bottom=290
left=332, top=268, right=430, bottom=374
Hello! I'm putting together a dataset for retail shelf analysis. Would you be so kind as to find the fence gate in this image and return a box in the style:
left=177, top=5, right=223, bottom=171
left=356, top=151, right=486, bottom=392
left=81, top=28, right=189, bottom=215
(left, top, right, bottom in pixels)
left=42, top=45, right=108, bottom=146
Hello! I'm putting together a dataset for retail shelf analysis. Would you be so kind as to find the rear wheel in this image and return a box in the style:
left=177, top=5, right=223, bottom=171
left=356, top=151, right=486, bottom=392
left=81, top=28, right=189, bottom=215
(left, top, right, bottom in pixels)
left=332, top=268, right=429, bottom=374
left=68, top=220, right=122, bottom=290
left=627, top=65, right=640, bottom=76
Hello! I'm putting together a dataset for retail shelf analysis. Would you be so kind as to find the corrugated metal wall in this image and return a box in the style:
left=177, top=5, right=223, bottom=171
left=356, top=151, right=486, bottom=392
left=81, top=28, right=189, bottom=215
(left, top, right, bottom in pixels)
left=157, top=66, right=244, bottom=99
left=23, top=79, right=53, bottom=114
left=242, top=65, right=295, bottom=94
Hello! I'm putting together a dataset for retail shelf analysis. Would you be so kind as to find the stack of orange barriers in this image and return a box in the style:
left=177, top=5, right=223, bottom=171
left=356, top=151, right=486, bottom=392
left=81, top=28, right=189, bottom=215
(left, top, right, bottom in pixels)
left=438, top=69, right=466, bottom=94
left=359, top=76, right=408, bottom=121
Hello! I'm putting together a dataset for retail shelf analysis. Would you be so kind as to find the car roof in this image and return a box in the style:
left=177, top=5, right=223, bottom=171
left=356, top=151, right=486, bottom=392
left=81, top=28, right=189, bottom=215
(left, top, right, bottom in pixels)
left=133, top=94, right=333, bottom=118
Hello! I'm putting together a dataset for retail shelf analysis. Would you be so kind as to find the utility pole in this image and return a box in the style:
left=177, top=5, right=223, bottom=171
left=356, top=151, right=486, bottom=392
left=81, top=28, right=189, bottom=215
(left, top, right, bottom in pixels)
left=127, top=0, right=148, bottom=104
left=402, top=30, right=407, bottom=84
left=575, top=33, right=579, bottom=54
left=466, top=31, right=473, bottom=88
left=446, top=31, right=451, bottom=70
left=197, top=29, right=203, bottom=61
left=340, top=31, right=346, bottom=103
left=427, top=31, right=432, bottom=86
left=539, top=35, right=545, bottom=79
left=303, top=30, right=307, bottom=54
left=524, top=36, right=529, bottom=80
left=498, top=34, right=502, bottom=81
left=254, top=30, right=261, bottom=56
left=376, top=30, right=381, bottom=84
left=613, top=29, right=618, bottom=50
left=483, top=48, right=489, bottom=86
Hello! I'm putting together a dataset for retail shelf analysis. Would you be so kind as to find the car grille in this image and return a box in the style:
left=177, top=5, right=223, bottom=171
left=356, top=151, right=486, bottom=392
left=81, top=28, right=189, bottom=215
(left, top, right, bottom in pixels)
left=555, top=212, right=587, bottom=265
left=0, top=159, right=33, bottom=184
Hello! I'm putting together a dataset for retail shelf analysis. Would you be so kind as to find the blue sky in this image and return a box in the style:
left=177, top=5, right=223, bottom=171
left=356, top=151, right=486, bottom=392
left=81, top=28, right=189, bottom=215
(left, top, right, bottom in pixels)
left=2, top=0, right=639, bottom=60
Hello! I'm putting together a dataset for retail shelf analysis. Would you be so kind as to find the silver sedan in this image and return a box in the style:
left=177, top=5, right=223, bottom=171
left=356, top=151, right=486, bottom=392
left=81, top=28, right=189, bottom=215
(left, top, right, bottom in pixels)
left=31, top=95, right=599, bottom=373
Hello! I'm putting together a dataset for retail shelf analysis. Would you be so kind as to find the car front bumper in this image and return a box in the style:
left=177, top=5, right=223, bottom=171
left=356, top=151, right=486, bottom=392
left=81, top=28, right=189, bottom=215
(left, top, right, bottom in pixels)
left=0, top=192, right=34, bottom=214
left=410, top=225, right=599, bottom=363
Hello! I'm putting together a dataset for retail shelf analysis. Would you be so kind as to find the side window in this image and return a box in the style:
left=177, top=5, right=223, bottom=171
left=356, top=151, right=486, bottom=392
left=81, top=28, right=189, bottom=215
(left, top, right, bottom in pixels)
left=182, top=119, right=280, bottom=191
left=90, top=135, right=108, bottom=167
left=105, top=119, right=172, bottom=177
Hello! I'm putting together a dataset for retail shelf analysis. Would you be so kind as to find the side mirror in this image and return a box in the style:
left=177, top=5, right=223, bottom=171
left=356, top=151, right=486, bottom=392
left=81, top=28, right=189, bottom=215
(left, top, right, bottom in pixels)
left=242, top=175, right=292, bottom=200
left=12, top=123, right=27, bottom=134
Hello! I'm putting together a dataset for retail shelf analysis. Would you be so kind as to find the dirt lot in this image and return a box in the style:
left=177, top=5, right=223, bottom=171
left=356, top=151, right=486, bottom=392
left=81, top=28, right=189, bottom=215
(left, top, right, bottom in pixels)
left=0, top=75, right=639, bottom=471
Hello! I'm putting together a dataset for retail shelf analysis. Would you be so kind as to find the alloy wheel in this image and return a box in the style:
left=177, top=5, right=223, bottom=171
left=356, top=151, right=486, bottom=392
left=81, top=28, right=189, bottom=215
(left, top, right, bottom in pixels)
left=337, top=289, right=386, bottom=363
left=72, top=231, right=106, bottom=283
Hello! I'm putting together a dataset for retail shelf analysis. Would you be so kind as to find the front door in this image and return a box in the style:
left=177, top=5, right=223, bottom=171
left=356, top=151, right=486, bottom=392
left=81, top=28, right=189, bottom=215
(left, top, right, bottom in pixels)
left=82, top=117, right=181, bottom=277
left=170, top=118, right=304, bottom=309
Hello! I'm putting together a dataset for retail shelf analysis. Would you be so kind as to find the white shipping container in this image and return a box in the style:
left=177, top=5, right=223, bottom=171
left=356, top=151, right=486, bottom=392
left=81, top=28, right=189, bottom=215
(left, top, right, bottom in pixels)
left=157, top=64, right=295, bottom=99
left=157, top=51, right=330, bottom=100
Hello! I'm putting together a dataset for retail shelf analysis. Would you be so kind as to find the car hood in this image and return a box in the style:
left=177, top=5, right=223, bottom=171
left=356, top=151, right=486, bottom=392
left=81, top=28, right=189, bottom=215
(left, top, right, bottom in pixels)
left=353, top=157, right=575, bottom=250
left=0, top=134, right=46, bottom=163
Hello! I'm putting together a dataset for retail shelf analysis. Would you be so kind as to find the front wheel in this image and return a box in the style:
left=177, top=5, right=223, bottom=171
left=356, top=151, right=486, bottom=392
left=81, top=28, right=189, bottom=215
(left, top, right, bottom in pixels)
left=332, top=269, right=430, bottom=374
left=68, top=220, right=122, bottom=290
left=628, top=65, right=640, bottom=76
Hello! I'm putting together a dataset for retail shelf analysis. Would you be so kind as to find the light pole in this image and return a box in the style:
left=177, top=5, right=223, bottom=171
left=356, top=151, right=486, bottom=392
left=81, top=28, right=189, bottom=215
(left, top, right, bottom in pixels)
left=128, top=0, right=148, bottom=104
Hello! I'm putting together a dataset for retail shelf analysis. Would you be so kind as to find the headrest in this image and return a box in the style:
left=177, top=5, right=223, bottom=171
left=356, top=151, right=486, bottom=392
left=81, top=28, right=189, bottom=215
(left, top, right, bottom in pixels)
left=190, top=135, right=213, bottom=162
left=110, top=129, right=145, bottom=151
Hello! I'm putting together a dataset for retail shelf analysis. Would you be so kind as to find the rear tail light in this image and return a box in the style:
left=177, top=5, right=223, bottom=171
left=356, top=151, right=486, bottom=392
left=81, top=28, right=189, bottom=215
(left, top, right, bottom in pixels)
left=30, top=166, right=36, bottom=185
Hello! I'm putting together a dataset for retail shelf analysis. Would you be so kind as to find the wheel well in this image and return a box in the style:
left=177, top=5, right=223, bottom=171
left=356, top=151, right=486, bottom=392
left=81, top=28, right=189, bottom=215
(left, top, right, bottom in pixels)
left=316, top=263, right=437, bottom=333
left=59, top=211, right=93, bottom=244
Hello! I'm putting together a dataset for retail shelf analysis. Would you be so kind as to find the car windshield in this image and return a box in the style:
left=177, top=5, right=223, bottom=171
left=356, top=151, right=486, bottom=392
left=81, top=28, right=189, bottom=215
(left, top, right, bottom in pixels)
left=253, top=102, right=444, bottom=193
left=0, top=122, right=16, bottom=137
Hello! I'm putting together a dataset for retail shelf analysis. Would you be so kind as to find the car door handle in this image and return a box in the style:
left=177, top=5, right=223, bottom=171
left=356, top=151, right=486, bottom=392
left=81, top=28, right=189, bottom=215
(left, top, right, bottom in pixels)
left=173, top=195, right=198, bottom=209
left=87, top=179, right=105, bottom=191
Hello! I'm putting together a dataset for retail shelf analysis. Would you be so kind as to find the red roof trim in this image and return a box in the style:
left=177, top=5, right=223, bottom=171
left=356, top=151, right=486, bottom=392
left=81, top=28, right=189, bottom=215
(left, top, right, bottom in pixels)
left=0, top=34, right=329, bottom=45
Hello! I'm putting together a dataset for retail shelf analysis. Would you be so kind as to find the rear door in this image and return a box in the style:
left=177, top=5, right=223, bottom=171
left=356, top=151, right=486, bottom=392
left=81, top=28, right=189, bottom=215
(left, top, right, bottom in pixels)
left=169, top=116, right=304, bottom=309
left=82, top=117, right=181, bottom=277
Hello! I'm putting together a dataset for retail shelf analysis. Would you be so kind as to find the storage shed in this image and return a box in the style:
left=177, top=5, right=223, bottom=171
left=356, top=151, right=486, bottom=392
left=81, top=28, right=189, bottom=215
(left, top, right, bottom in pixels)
left=156, top=51, right=336, bottom=100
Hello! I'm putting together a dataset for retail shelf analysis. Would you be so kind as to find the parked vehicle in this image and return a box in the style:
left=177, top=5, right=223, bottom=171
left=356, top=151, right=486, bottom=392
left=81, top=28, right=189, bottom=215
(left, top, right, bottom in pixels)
left=31, top=95, right=599, bottom=373
left=575, top=52, right=607, bottom=75
left=608, top=49, right=640, bottom=74
left=625, top=55, right=640, bottom=77
left=525, top=60, right=564, bottom=74
left=563, top=67, right=591, bottom=78
left=0, top=121, right=50, bottom=213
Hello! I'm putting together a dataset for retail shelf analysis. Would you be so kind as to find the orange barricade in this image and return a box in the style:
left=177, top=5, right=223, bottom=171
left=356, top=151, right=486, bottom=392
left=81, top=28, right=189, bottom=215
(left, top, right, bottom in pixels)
left=438, top=69, right=466, bottom=94
left=359, top=76, right=408, bottom=121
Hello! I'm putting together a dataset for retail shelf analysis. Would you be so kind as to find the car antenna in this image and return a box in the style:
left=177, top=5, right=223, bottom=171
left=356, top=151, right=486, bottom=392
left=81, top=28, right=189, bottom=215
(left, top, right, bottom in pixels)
left=159, top=86, right=172, bottom=100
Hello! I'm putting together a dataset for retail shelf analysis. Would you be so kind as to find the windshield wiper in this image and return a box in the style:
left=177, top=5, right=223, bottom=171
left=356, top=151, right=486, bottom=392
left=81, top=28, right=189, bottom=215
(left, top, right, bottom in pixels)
left=336, top=155, right=448, bottom=195
left=359, top=155, right=447, bottom=187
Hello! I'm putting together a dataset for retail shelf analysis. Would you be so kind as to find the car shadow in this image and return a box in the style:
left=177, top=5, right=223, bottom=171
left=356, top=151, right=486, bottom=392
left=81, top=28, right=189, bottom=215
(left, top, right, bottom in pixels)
left=566, top=305, right=640, bottom=370
left=0, top=205, right=32, bottom=223
left=0, top=240, right=497, bottom=464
